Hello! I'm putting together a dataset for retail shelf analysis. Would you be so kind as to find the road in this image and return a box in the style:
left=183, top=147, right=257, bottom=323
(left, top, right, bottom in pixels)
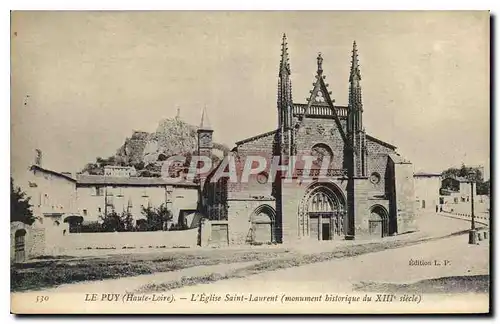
left=168, top=231, right=489, bottom=294
left=11, top=212, right=490, bottom=314
left=164, top=223, right=489, bottom=313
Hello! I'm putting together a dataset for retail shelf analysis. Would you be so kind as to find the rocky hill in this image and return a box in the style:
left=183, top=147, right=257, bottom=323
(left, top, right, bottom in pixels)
left=81, top=117, right=229, bottom=177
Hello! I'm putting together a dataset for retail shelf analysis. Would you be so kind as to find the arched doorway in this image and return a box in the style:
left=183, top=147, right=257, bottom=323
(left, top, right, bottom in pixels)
left=369, top=205, right=389, bottom=238
left=14, top=229, right=27, bottom=263
left=247, top=205, right=275, bottom=244
left=64, top=215, right=83, bottom=233
left=299, top=183, right=346, bottom=240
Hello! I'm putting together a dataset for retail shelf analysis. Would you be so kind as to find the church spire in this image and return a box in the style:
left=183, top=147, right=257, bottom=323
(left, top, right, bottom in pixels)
left=277, top=33, right=294, bottom=156
left=277, top=33, right=293, bottom=130
left=279, top=33, right=291, bottom=77
left=349, top=41, right=361, bottom=84
left=199, top=105, right=212, bottom=130
left=349, top=40, right=363, bottom=132
left=348, top=41, right=367, bottom=177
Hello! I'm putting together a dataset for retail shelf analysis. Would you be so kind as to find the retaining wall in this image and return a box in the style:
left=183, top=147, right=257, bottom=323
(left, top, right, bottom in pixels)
left=61, top=228, right=199, bottom=250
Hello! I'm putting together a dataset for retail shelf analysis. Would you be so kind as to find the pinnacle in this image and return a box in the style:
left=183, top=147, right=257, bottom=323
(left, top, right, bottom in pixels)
left=199, top=106, right=212, bottom=130
left=279, top=33, right=291, bottom=76
left=350, top=40, right=361, bottom=82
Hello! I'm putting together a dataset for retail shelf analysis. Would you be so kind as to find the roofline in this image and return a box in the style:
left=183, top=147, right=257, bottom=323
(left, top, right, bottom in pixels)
left=414, top=173, right=442, bottom=177
left=235, top=129, right=277, bottom=146
left=75, top=176, right=198, bottom=187
left=76, top=182, right=198, bottom=188
left=30, top=165, right=76, bottom=182
left=366, top=134, right=397, bottom=150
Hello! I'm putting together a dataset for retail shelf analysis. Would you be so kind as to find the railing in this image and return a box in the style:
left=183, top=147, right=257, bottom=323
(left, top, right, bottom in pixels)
left=293, top=105, right=348, bottom=118
left=295, top=169, right=348, bottom=177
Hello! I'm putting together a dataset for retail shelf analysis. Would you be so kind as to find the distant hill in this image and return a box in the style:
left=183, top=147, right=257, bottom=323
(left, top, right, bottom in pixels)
left=81, top=117, right=229, bottom=177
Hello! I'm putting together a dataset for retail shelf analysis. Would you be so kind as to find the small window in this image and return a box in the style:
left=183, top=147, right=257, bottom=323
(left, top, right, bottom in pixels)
left=83, top=209, right=88, bottom=216
left=95, top=186, right=103, bottom=196
left=256, top=172, right=269, bottom=184
left=370, top=172, right=381, bottom=185
left=98, top=207, right=101, bottom=213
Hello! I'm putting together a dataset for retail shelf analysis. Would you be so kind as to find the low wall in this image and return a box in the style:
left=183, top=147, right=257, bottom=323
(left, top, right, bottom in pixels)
left=11, top=221, right=46, bottom=261
left=61, top=228, right=199, bottom=251
left=440, top=210, right=489, bottom=227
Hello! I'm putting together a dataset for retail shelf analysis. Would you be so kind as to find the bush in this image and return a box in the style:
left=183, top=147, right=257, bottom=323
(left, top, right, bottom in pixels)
left=141, top=203, right=173, bottom=231
left=80, top=221, right=104, bottom=233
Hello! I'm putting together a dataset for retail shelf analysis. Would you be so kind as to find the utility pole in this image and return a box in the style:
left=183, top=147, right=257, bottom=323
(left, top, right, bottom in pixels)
left=468, top=170, right=477, bottom=244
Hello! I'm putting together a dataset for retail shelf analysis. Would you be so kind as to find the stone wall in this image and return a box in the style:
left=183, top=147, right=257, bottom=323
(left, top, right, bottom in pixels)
left=294, top=117, right=346, bottom=170
left=393, top=162, right=417, bottom=234
left=226, top=199, right=276, bottom=245
left=352, top=178, right=391, bottom=237
left=414, top=176, right=441, bottom=212
left=367, top=137, right=395, bottom=155
left=59, top=228, right=198, bottom=251
left=199, top=219, right=229, bottom=247
left=10, top=221, right=46, bottom=261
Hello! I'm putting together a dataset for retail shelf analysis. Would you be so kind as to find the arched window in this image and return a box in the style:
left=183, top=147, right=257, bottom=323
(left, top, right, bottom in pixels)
left=311, top=144, right=333, bottom=166
left=308, top=190, right=335, bottom=212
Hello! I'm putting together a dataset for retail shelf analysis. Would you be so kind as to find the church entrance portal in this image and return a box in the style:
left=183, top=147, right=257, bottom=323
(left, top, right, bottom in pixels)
left=300, top=183, right=346, bottom=241
left=369, top=205, right=389, bottom=238
left=248, top=205, right=276, bottom=244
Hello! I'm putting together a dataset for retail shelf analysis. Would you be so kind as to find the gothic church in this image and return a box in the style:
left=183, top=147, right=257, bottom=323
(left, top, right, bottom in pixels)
left=198, top=35, right=416, bottom=246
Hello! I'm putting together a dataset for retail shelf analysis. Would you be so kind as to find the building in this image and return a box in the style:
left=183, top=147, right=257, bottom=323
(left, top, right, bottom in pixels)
left=200, top=36, right=416, bottom=246
left=103, top=165, right=137, bottom=177
left=441, top=176, right=476, bottom=203
left=414, top=172, right=442, bottom=212
left=75, top=174, right=199, bottom=229
left=11, top=162, right=79, bottom=261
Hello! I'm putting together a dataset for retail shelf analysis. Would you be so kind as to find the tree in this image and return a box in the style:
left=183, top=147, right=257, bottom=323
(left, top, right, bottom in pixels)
left=141, top=203, right=173, bottom=231
left=442, top=164, right=488, bottom=196
left=120, top=210, right=134, bottom=232
left=11, top=178, right=35, bottom=225
left=99, top=211, right=124, bottom=232
left=442, top=163, right=483, bottom=182
left=476, top=179, right=490, bottom=197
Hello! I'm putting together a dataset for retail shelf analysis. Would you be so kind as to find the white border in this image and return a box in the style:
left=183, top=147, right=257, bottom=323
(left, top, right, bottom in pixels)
left=3, top=2, right=498, bottom=323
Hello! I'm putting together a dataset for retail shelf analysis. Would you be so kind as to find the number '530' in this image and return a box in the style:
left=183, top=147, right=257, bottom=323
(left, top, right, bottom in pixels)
left=36, top=296, right=49, bottom=303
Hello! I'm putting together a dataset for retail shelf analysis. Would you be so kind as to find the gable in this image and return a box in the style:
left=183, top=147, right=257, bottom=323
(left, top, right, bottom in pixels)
left=366, top=135, right=397, bottom=155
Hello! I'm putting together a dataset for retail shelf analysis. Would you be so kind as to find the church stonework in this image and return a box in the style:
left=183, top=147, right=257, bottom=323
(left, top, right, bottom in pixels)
left=201, top=35, right=416, bottom=245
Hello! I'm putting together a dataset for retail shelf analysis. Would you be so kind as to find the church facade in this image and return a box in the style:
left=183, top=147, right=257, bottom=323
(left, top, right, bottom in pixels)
left=198, top=35, right=416, bottom=246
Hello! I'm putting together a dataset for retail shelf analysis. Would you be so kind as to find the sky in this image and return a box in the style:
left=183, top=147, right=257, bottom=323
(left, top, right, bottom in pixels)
left=10, top=11, right=490, bottom=182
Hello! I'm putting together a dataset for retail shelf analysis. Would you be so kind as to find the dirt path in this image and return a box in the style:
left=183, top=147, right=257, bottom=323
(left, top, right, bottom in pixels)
left=168, top=234, right=489, bottom=294
left=12, top=212, right=481, bottom=295
left=12, top=261, right=259, bottom=295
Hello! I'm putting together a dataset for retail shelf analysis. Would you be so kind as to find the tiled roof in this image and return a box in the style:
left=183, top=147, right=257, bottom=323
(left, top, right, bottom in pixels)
left=30, top=165, right=76, bottom=182
left=76, top=174, right=198, bottom=187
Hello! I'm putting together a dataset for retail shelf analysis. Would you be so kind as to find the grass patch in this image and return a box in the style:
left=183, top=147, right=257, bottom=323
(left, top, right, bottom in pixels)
left=353, top=275, right=490, bottom=294
left=12, top=227, right=486, bottom=293
left=11, top=249, right=292, bottom=292
left=135, top=273, right=232, bottom=293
